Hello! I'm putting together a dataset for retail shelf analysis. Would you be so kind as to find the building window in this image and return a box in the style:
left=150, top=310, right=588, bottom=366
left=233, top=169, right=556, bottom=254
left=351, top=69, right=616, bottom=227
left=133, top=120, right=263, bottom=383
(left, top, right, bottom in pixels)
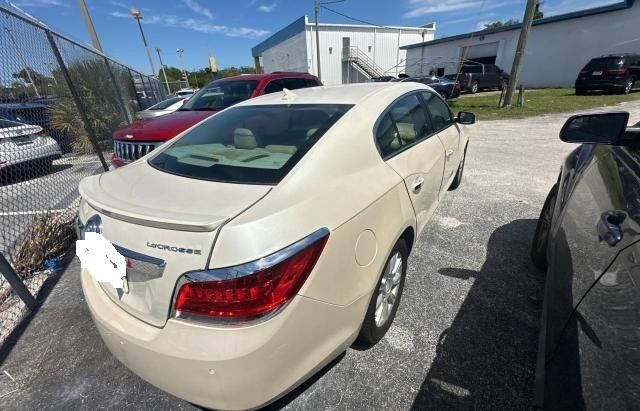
left=368, top=46, right=372, bottom=52
left=329, top=47, right=332, bottom=54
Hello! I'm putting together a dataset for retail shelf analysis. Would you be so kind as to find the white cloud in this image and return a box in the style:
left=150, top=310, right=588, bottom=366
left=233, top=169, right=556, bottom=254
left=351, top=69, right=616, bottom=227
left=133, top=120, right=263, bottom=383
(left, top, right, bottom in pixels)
left=14, top=0, right=67, bottom=7
left=184, top=0, right=213, bottom=20
left=404, top=0, right=519, bottom=18
left=257, top=2, right=278, bottom=12
left=543, top=0, right=619, bottom=16
left=110, top=11, right=269, bottom=39
left=111, top=1, right=129, bottom=9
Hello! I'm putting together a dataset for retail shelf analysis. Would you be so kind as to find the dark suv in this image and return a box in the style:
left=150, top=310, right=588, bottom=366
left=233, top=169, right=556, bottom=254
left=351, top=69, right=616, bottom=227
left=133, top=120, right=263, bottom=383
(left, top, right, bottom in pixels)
left=445, top=63, right=509, bottom=94
left=575, top=54, right=640, bottom=95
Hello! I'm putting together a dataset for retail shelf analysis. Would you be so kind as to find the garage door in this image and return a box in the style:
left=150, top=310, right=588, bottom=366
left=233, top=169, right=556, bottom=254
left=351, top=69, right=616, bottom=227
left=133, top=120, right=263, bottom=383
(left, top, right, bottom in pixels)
left=463, top=42, right=499, bottom=64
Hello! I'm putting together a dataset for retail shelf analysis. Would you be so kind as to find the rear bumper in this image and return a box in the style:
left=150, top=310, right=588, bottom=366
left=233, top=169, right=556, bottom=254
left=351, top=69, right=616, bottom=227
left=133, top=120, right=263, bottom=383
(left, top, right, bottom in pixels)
left=575, top=79, right=627, bottom=91
left=81, top=268, right=366, bottom=410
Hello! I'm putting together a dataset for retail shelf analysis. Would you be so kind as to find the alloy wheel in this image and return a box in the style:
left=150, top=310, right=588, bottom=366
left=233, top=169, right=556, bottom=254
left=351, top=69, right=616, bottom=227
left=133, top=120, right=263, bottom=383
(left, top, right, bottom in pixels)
left=375, top=251, right=402, bottom=327
left=626, top=80, right=633, bottom=94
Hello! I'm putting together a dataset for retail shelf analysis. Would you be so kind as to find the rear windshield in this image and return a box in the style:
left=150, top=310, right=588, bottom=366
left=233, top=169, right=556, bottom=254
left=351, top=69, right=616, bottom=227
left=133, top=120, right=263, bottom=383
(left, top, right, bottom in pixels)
left=584, top=58, right=625, bottom=70
left=149, top=97, right=183, bottom=110
left=149, top=104, right=353, bottom=184
left=180, top=81, right=259, bottom=112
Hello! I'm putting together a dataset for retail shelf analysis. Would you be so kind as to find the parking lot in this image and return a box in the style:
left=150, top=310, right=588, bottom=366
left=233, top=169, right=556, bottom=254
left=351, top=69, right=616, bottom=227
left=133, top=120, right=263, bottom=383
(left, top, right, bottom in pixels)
left=1, top=101, right=640, bottom=409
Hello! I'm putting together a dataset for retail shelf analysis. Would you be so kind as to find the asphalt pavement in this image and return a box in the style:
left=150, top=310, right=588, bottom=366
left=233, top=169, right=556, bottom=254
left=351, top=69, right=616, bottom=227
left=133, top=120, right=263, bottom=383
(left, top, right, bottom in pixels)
left=2, top=101, right=640, bottom=410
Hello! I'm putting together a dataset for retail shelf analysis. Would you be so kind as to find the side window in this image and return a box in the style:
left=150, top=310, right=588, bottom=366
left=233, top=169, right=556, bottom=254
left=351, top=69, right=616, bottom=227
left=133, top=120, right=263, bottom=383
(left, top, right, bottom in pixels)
left=264, top=80, right=284, bottom=94
left=422, top=92, right=453, bottom=132
left=304, top=78, right=320, bottom=87
left=375, top=94, right=434, bottom=157
left=281, top=78, right=306, bottom=90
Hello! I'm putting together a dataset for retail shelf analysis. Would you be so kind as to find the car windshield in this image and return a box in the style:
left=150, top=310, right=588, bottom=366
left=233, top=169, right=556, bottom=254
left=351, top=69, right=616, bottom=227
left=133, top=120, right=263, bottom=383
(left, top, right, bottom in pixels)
left=180, top=81, right=259, bottom=111
left=148, top=97, right=184, bottom=110
left=584, top=58, right=625, bottom=70
left=149, top=104, right=353, bottom=184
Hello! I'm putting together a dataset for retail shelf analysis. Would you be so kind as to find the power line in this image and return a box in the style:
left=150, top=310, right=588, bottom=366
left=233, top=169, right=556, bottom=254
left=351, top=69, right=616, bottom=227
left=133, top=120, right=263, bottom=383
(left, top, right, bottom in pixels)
left=320, top=5, right=391, bottom=28
left=319, top=0, right=346, bottom=4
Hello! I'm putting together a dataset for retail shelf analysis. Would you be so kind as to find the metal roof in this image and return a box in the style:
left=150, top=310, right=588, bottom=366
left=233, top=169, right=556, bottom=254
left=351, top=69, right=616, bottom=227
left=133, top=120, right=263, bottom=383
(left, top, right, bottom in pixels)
left=400, top=0, right=636, bottom=50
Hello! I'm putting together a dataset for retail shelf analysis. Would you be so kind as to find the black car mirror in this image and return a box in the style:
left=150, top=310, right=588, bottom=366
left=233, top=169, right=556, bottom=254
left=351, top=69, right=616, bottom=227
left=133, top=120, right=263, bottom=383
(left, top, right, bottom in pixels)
left=560, top=112, right=629, bottom=145
left=456, top=111, right=476, bottom=125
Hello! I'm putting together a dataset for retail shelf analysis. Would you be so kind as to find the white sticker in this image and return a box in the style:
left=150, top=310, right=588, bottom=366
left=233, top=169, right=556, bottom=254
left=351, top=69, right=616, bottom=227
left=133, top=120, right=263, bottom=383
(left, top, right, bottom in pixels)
left=77, top=232, right=126, bottom=290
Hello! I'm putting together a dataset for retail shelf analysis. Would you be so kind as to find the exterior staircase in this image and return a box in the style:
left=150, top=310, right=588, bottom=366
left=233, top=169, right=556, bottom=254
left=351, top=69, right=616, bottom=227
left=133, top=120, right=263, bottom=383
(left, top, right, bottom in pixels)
left=343, top=46, right=384, bottom=79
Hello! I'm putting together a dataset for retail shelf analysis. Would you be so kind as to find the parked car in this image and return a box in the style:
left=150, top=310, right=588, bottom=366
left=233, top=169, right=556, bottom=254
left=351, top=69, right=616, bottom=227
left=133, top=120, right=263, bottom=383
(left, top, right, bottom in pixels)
left=76, top=83, right=475, bottom=410
left=174, top=88, right=197, bottom=98
left=531, top=112, right=640, bottom=409
left=0, top=117, right=61, bottom=174
left=444, top=63, right=509, bottom=94
left=0, top=101, right=72, bottom=153
left=575, top=53, right=640, bottom=95
left=395, top=76, right=461, bottom=99
left=134, top=96, right=186, bottom=120
left=111, top=72, right=321, bottom=167
left=369, top=75, right=396, bottom=82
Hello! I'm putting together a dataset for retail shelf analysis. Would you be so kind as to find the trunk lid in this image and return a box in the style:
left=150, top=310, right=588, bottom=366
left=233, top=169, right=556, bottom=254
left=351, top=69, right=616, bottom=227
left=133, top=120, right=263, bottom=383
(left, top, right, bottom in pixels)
left=79, top=161, right=271, bottom=326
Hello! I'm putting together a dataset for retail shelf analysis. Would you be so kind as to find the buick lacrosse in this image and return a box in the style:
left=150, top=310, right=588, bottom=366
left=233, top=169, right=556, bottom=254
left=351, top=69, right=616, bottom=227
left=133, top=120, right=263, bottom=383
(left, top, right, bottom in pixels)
left=76, top=82, right=474, bottom=409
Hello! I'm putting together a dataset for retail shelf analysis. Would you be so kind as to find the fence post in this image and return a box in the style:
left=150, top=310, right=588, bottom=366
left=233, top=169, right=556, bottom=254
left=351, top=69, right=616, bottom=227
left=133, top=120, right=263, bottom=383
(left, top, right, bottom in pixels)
left=0, top=253, right=37, bottom=310
left=104, top=58, right=131, bottom=123
left=127, top=68, right=143, bottom=112
left=45, top=30, right=109, bottom=172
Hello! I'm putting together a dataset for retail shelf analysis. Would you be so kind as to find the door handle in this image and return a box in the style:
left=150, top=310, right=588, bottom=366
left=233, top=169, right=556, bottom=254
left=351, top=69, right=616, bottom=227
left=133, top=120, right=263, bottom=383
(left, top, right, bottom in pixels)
left=445, top=150, right=454, bottom=159
left=412, top=177, right=424, bottom=192
left=597, top=210, right=626, bottom=247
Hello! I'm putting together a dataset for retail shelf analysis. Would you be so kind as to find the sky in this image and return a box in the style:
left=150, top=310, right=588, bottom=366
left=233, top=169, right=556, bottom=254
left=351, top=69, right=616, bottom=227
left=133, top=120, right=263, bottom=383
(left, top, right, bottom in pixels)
left=6, top=0, right=621, bottom=74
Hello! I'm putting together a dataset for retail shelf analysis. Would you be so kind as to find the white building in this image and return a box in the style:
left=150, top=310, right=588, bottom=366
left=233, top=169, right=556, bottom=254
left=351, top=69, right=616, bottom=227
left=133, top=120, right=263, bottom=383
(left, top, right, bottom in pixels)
left=251, top=16, right=435, bottom=86
left=402, top=0, right=640, bottom=88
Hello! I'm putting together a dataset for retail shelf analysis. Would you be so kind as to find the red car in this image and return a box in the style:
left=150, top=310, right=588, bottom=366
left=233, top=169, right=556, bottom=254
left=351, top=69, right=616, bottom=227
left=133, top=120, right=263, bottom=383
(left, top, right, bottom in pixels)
left=112, top=72, right=321, bottom=167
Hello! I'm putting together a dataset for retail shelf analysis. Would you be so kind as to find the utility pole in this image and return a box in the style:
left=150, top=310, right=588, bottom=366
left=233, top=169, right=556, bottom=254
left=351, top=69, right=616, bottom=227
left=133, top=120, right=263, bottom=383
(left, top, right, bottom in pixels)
left=155, top=47, right=171, bottom=94
left=76, top=0, right=103, bottom=52
left=502, top=0, right=538, bottom=107
left=176, top=48, right=190, bottom=88
left=314, top=0, right=321, bottom=81
left=130, top=9, right=157, bottom=77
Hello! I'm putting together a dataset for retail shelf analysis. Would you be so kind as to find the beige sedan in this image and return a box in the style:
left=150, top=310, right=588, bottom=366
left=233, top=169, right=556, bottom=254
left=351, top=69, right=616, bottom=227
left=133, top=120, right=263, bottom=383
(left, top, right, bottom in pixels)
left=76, top=82, right=474, bottom=410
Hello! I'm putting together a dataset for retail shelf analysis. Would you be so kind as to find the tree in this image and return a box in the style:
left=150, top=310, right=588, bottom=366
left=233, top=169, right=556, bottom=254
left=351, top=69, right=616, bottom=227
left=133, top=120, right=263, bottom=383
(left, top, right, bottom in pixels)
left=484, top=18, right=520, bottom=29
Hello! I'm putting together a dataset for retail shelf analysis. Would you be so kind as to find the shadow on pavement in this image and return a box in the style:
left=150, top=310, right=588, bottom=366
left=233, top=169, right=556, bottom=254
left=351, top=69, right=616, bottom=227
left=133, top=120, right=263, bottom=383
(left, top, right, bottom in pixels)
left=412, top=219, right=544, bottom=409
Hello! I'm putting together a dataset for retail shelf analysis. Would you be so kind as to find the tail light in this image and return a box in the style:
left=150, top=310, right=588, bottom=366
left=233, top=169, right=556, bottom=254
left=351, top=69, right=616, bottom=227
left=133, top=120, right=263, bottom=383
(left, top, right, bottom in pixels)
left=609, top=68, right=628, bottom=77
left=173, top=228, right=329, bottom=322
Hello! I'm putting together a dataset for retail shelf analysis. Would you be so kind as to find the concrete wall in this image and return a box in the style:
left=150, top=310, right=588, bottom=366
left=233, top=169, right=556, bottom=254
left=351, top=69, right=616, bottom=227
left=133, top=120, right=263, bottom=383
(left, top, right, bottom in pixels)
left=405, top=2, right=640, bottom=87
left=260, top=30, right=308, bottom=74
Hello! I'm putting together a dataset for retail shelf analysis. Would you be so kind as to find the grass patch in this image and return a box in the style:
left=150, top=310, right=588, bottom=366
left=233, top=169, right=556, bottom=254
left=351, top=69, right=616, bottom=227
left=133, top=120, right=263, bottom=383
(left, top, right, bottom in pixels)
left=449, top=88, right=640, bottom=121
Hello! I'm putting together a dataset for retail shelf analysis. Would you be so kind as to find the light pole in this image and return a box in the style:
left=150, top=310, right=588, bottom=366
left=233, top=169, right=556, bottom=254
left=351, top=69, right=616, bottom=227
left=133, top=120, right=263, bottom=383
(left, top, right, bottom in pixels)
left=4, top=27, right=40, bottom=97
left=155, top=47, right=171, bottom=94
left=176, top=48, right=190, bottom=88
left=130, top=8, right=157, bottom=76
left=76, top=0, right=103, bottom=52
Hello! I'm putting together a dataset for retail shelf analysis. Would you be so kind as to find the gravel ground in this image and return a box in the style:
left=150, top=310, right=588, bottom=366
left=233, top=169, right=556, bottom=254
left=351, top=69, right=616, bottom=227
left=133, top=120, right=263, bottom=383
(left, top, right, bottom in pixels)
left=2, top=101, right=640, bottom=409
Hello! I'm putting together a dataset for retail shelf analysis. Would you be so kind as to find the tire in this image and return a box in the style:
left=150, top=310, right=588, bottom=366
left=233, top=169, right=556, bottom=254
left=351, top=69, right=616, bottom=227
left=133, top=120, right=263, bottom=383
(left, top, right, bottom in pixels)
left=470, top=80, right=480, bottom=94
left=438, top=90, right=449, bottom=100
left=623, top=78, right=634, bottom=94
left=449, top=145, right=467, bottom=191
left=531, top=184, right=558, bottom=272
left=500, top=78, right=508, bottom=91
left=357, top=238, right=408, bottom=346
left=575, top=88, right=586, bottom=96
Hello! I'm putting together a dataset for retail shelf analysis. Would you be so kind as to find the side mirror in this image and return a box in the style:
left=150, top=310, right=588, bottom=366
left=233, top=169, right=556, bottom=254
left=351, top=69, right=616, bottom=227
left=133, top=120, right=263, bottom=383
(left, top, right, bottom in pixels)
left=456, top=111, right=476, bottom=125
left=560, top=112, right=629, bottom=145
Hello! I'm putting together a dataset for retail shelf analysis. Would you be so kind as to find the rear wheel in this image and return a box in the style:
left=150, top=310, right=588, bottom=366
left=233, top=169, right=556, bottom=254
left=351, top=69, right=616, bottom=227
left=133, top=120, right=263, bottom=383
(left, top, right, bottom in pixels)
left=531, top=184, right=558, bottom=272
left=470, top=81, right=480, bottom=94
left=500, top=78, right=508, bottom=91
left=438, top=90, right=449, bottom=100
left=623, top=78, right=634, bottom=94
left=575, top=88, right=586, bottom=96
left=357, top=239, right=408, bottom=346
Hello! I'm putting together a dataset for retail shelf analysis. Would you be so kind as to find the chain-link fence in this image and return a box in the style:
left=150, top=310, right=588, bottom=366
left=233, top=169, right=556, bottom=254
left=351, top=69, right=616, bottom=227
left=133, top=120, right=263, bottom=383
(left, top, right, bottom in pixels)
left=0, top=5, right=167, bottom=343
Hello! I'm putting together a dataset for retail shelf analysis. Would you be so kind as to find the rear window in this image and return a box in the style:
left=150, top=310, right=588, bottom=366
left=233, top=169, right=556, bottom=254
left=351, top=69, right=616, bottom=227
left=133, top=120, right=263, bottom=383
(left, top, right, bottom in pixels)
left=584, top=58, right=625, bottom=70
left=460, top=65, right=482, bottom=73
left=149, top=97, right=184, bottom=110
left=149, top=104, right=353, bottom=184
left=180, top=81, right=259, bottom=112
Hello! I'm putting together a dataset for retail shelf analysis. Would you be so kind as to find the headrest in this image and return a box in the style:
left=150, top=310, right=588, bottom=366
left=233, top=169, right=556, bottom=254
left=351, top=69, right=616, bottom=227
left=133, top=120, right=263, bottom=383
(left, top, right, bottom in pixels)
left=234, top=128, right=258, bottom=149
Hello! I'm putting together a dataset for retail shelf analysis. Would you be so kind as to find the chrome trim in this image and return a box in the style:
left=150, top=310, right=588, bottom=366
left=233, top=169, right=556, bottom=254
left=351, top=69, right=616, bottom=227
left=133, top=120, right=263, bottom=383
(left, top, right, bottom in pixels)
left=168, top=227, right=330, bottom=325
left=114, top=244, right=166, bottom=268
left=113, top=140, right=162, bottom=163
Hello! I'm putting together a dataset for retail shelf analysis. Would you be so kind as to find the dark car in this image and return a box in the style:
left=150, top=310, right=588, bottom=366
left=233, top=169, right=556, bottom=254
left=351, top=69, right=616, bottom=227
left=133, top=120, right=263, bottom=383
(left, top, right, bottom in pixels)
left=0, top=102, right=72, bottom=153
left=444, top=63, right=509, bottom=94
left=369, top=76, right=396, bottom=82
left=530, top=112, right=640, bottom=409
left=575, top=54, right=640, bottom=95
left=395, top=76, right=461, bottom=99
